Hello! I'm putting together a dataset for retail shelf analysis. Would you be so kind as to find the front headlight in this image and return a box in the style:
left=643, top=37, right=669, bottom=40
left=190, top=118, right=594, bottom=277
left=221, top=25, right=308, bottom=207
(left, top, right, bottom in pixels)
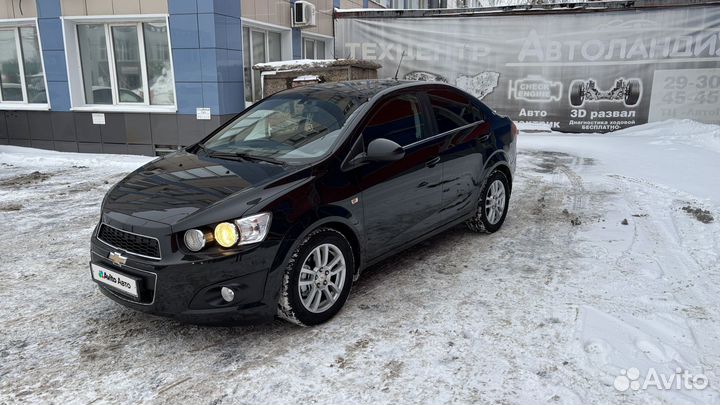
left=214, top=222, right=239, bottom=248
left=235, top=213, right=272, bottom=245
left=184, top=229, right=207, bottom=252
left=205, top=213, right=272, bottom=250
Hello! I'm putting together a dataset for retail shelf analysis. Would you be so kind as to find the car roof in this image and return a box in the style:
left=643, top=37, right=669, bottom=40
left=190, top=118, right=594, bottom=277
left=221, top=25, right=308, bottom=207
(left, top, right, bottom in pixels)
left=278, top=79, right=445, bottom=102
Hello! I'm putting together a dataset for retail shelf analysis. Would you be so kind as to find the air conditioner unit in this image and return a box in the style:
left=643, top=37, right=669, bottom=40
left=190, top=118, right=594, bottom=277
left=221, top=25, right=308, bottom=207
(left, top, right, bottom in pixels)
left=292, top=1, right=316, bottom=28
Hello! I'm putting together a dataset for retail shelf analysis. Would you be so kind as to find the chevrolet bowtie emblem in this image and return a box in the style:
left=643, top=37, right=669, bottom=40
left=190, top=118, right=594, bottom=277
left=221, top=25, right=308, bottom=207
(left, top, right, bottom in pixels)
left=109, top=252, right=127, bottom=266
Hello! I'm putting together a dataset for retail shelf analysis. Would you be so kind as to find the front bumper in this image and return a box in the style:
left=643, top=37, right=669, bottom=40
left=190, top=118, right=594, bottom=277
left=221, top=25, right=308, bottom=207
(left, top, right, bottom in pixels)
left=90, top=235, right=284, bottom=325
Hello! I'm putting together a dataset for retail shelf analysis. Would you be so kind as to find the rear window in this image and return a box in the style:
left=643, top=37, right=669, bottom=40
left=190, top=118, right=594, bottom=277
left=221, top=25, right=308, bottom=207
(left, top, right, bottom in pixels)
left=428, top=89, right=484, bottom=134
left=362, top=94, right=429, bottom=147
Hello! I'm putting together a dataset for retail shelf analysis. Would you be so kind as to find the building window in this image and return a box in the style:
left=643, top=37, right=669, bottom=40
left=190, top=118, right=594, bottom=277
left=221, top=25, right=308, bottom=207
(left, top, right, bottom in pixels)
left=0, top=25, right=47, bottom=107
left=302, top=37, right=326, bottom=60
left=73, top=21, right=174, bottom=108
left=243, top=26, right=283, bottom=103
left=456, top=0, right=480, bottom=7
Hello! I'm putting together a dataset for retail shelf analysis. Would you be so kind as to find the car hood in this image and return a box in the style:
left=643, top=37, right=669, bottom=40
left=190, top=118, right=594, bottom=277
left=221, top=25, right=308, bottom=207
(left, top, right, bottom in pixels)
left=103, top=151, right=308, bottom=227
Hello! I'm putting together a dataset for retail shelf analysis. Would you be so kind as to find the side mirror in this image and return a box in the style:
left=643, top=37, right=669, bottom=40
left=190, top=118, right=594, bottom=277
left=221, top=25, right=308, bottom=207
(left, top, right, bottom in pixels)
left=365, top=138, right=405, bottom=162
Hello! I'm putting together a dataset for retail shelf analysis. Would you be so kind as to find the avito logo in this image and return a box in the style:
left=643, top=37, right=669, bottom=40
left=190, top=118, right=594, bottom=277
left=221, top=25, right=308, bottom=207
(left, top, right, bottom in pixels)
left=98, top=270, right=117, bottom=283
left=98, top=270, right=132, bottom=290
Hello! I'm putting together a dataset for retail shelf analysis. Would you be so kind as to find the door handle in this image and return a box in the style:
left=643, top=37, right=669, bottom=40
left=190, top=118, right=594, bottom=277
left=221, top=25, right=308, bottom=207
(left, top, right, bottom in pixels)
left=425, top=156, right=441, bottom=168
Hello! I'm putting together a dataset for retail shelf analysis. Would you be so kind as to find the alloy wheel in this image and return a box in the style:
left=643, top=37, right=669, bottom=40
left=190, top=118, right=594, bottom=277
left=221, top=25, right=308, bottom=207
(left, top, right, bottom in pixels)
left=298, top=243, right=347, bottom=313
left=484, top=179, right=506, bottom=225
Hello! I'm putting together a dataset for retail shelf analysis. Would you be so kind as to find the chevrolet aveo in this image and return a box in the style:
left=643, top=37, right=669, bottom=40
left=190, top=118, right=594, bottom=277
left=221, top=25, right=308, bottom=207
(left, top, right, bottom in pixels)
left=90, top=80, right=517, bottom=326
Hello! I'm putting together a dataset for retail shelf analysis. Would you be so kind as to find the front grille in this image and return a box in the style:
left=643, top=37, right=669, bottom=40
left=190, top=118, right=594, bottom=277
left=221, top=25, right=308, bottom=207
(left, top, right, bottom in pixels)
left=97, top=224, right=161, bottom=260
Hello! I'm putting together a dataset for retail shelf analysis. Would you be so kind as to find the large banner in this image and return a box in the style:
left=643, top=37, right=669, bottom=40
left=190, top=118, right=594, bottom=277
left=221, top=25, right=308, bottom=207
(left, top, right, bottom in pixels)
left=335, top=5, right=720, bottom=132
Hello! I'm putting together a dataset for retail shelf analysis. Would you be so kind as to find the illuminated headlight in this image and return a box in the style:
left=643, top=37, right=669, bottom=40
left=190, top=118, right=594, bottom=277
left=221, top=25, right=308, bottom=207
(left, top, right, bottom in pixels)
left=183, top=229, right=206, bottom=252
left=214, top=222, right=239, bottom=248
left=235, top=213, right=272, bottom=245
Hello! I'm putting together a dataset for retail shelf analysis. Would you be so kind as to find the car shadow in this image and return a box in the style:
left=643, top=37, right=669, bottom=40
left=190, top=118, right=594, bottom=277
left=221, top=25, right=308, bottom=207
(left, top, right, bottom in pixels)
left=352, top=224, right=472, bottom=292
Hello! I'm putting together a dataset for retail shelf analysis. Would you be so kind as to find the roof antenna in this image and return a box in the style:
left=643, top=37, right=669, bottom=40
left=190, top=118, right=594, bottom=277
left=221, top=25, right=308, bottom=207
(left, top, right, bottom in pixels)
left=393, top=50, right=406, bottom=80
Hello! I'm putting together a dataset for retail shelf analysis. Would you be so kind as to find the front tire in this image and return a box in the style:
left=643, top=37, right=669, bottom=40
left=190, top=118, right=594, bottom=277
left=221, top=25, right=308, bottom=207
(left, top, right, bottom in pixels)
left=466, top=170, right=510, bottom=233
left=277, top=228, right=354, bottom=326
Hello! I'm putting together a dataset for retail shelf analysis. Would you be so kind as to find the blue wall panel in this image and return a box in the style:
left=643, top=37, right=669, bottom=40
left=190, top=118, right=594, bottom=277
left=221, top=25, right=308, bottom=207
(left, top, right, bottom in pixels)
left=169, top=14, right=200, bottom=48
left=169, top=0, right=244, bottom=116
left=175, top=82, right=204, bottom=115
left=292, top=29, right=302, bottom=59
left=37, top=0, right=70, bottom=112
left=36, top=0, right=61, bottom=18
left=42, top=50, right=68, bottom=82
left=169, top=0, right=198, bottom=14
left=37, top=19, right=63, bottom=50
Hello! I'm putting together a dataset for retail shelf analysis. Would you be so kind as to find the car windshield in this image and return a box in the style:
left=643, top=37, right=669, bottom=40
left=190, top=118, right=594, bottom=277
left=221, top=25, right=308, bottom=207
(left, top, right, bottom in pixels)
left=200, top=92, right=366, bottom=164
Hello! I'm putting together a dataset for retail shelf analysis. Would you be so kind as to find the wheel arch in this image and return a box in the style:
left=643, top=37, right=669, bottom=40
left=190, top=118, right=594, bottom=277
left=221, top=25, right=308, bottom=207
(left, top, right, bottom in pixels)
left=493, top=163, right=513, bottom=193
left=310, top=219, right=363, bottom=278
left=483, top=151, right=513, bottom=193
left=272, top=213, right=364, bottom=278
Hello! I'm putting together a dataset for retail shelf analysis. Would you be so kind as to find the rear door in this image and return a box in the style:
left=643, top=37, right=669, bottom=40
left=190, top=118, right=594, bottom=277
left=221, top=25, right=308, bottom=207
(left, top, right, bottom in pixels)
left=427, top=88, right=493, bottom=222
left=359, top=92, right=445, bottom=259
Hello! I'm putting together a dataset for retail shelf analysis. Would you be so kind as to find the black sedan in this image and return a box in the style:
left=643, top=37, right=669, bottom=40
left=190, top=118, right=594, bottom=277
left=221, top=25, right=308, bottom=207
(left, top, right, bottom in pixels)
left=90, top=80, right=517, bottom=326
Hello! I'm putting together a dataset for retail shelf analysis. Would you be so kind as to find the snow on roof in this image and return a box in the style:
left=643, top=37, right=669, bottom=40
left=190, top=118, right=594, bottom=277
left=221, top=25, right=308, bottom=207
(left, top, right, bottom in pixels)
left=293, top=75, right=321, bottom=82
left=253, top=58, right=382, bottom=71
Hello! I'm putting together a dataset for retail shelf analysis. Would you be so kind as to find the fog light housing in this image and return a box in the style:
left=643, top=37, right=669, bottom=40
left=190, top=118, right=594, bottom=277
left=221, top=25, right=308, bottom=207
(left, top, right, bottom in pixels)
left=221, top=287, right=235, bottom=302
left=183, top=229, right=206, bottom=252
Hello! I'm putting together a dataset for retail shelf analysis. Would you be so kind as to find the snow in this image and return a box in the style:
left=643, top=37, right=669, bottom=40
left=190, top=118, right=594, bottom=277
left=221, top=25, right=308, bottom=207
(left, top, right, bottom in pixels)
left=293, top=75, right=321, bottom=82
left=1, top=120, right=719, bottom=404
left=254, top=59, right=344, bottom=71
left=254, top=58, right=381, bottom=71
left=518, top=119, right=720, bottom=202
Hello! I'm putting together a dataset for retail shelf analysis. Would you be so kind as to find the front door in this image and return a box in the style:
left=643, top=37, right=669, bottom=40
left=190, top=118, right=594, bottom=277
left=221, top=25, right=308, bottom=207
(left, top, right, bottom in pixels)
left=359, top=92, right=444, bottom=259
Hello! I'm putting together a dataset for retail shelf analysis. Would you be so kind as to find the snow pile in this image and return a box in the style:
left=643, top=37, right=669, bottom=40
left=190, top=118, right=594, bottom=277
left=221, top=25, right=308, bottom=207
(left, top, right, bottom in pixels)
left=516, top=121, right=555, bottom=132
left=0, top=145, right=152, bottom=170
left=254, top=59, right=381, bottom=71
left=519, top=119, right=720, bottom=202
left=293, top=75, right=321, bottom=82
left=613, top=119, right=720, bottom=154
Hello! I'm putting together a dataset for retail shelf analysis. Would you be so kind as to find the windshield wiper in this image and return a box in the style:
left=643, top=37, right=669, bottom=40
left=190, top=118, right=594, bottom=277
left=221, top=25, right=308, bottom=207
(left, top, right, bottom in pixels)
left=197, top=145, right=286, bottom=166
left=233, top=152, right=287, bottom=166
left=195, top=143, right=209, bottom=154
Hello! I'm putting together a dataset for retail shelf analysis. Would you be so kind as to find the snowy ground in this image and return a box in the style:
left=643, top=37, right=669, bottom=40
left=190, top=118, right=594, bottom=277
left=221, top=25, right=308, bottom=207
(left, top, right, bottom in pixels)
left=1, top=119, right=719, bottom=404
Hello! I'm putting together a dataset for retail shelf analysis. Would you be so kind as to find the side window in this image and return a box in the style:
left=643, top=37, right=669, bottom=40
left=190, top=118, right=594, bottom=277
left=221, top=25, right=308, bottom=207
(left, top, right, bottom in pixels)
left=429, top=89, right=484, bottom=134
left=363, top=94, right=427, bottom=147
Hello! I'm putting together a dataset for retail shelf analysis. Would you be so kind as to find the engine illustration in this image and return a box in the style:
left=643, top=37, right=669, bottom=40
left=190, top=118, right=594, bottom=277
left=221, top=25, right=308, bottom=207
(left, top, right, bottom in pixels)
left=508, top=75, right=563, bottom=102
left=569, top=78, right=642, bottom=107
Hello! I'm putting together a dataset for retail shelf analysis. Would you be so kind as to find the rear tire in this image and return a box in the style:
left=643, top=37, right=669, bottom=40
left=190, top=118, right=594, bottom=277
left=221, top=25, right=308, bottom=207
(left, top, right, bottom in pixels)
left=277, top=228, right=354, bottom=326
left=466, top=170, right=510, bottom=234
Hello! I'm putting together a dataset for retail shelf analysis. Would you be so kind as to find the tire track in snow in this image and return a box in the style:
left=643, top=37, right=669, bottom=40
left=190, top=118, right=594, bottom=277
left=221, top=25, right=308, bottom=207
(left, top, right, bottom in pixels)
left=608, top=175, right=720, bottom=377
